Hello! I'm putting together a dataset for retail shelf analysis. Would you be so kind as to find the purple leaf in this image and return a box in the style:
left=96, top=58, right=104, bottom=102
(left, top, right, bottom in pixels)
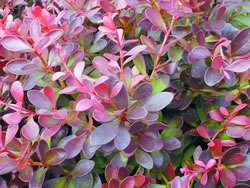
left=30, top=19, right=41, bottom=44
left=163, top=137, right=181, bottom=151
left=134, top=82, right=152, bottom=101
left=144, top=8, right=167, bottom=31
left=188, top=46, right=211, bottom=64
left=27, top=90, right=51, bottom=109
left=71, top=159, right=95, bottom=177
left=76, top=99, right=93, bottom=111
left=89, top=122, right=119, bottom=146
left=64, top=136, right=85, bottom=159
left=144, top=92, right=174, bottom=112
left=21, top=118, right=40, bottom=141
left=225, top=59, right=250, bottom=73
left=226, top=127, right=245, bottom=138
left=231, top=27, right=250, bottom=56
left=127, top=106, right=148, bottom=120
left=92, top=110, right=115, bottom=122
left=0, top=157, right=17, bottom=175
left=114, top=127, right=131, bottom=150
left=220, top=169, right=236, bottom=188
left=124, top=45, right=147, bottom=57
left=1, top=36, right=32, bottom=52
left=5, top=58, right=40, bottom=75
left=74, top=61, right=85, bottom=81
left=44, top=148, right=67, bottom=166
left=29, top=168, right=47, bottom=188
left=232, top=166, right=250, bottom=181
left=204, top=67, right=224, bottom=86
left=135, top=150, right=153, bottom=169
left=41, top=29, right=64, bottom=49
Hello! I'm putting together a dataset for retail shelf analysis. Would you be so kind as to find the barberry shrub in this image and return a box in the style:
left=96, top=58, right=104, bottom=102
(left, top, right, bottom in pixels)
left=0, top=0, right=249, bottom=188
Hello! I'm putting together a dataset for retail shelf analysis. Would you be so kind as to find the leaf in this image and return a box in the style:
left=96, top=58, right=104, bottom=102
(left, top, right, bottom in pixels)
left=144, top=92, right=174, bottom=112
left=0, top=157, right=17, bottom=175
left=163, top=137, right=181, bottom=151
left=204, top=67, right=224, bottom=86
left=111, top=81, right=123, bottom=97
left=231, top=27, right=250, bottom=56
left=133, top=55, right=147, bottom=75
left=73, top=61, right=85, bottom=81
left=30, top=19, right=42, bottom=44
left=89, top=122, right=119, bottom=146
left=127, top=106, right=148, bottom=120
left=168, top=46, right=183, bottom=62
left=43, top=177, right=67, bottom=188
left=5, top=58, right=40, bottom=75
left=125, top=45, right=147, bottom=57
left=41, top=29, right=64, bottom=49
left=209, top=110, right=224, bottom=122
left=114, top=127, right=131, bottom=150
left=1, top=36, right=32, bottom=52
left=44, top=148, right=67, bottom=166
left=29, top=168, right=47, bottom=188
left=3, top=112, right=23, bottom=125
left=225, top=59, right=250, bottom=73
left=68, top=174, right=94, bottom=188
left=145, top=8, right=167, bottom=31
left=135, top=150, right=153, bottom=169
left=10, top=81, right=24, bottom=104
left=90, top=39, right=108, bottom=53
left=197, top=126, right=209, bottom=139
left=27, top=90, right=51, bottom=109
left=64, top=136, right=85, bottom=159
left=71, top=159, right=95, bottom=177
left=220, top=169, right=236, bottom=188
left=19, top=166, right=33, bottom=182
left=152, top=78, right=167, bottom=95
left=188, top=46, right=211, bottom=64
left=5, top=124, right=18, bottom=146
left=120, top=176, right=135, bottom=188
left=21, top=118, right=40, bottom=141
left=76, top=99, right=93, bottom=111
left=230, top=116, right=250, bottom=126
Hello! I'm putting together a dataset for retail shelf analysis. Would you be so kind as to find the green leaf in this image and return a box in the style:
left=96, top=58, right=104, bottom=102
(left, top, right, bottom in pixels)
left=133, top=55, right=147, bottom=75
left=44, top=177, right=67, bottom=188
left=168, top=46, right=183, bottom=62
left=149, top=184, right=167, bottom=188
left=152, top=78, right=167, bottom=95
left=232, top=15, right=250, bottom=28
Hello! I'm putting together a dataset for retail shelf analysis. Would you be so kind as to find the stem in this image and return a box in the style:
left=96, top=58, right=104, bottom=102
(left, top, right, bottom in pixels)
left=33, top=50, right=53, bottom=73
left=150, top=16, right=178, bottom=79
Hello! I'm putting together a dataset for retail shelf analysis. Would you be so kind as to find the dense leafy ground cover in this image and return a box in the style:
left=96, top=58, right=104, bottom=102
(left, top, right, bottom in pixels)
left=0, top=0, right=249, bottom=187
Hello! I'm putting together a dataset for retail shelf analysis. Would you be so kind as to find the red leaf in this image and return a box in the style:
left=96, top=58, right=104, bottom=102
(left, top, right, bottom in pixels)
left=197, top=126, right=209, bottom=139
left=165, top=162, right=176, bottom=180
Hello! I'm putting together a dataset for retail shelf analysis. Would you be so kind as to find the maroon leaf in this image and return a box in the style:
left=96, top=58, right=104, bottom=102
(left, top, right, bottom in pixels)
left=71, top=159, right=95, bottom=177
left=1, top=36, right=32, bottom=52
left=44, top=148, right=67, bottom=166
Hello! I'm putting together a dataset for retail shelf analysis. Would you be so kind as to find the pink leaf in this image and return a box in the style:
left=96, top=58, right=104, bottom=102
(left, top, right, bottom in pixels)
left=3, top=112, right=23, bottom=125
left=111, top=82, right=123, bottom=97
left=209, top=110, right=224, bottom=122
left=74, top=61, right=85, bottom=81
left=30, top=19, right=42, bottom=44
left=230, top=116, right=250, bottom=126
left=5, top=124, right=18, bottom=146
left=1, top=36, right=32, bottom=52
left=145, top=8, right=167, bottom=31
left=21, top=118, right=39, bottom=141
left=197, top=126, right=210, bottom=139
left=10, top=81, right=24, bottom=104
left=220, top=169, right=236, bottom=188
left=76, top=99, right=93, bottom=111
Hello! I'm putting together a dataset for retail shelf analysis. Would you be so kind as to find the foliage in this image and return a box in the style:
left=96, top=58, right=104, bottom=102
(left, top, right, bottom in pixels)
left=0, top=0, right=249, bottom=188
